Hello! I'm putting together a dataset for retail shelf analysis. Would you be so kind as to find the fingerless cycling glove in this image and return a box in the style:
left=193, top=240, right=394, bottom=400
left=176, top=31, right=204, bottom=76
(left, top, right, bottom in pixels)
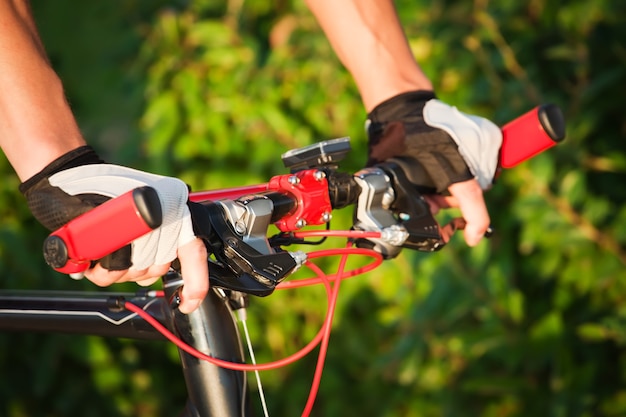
left=366, top=90, right=502, bottom=193
left=20, top=146, right=196, bottom=271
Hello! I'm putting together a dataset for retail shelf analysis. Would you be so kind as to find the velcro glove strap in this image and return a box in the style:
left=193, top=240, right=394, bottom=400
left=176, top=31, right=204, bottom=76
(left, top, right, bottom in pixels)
left=20, top=146, right=195, bottom=271
left=366, top=91, right=502, bottom=192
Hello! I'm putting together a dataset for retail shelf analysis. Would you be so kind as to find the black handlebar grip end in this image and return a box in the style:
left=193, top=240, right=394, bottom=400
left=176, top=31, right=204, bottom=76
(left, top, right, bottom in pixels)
left=538, top=103, right=566, bottom=143
left=43, top=235, right=69, bottom=269
left=132, top=186, right=163, bottom=229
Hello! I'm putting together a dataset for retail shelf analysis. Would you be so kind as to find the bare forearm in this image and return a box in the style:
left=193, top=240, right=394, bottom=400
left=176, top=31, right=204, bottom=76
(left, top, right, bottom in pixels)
left=0, top=0, right=85, bottom=181
left=305, top=0, right=433, bottom=111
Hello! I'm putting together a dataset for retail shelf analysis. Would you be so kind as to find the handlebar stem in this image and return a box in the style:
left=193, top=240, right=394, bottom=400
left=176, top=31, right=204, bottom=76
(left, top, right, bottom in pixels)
left=267, top=170, right=333, bottom=231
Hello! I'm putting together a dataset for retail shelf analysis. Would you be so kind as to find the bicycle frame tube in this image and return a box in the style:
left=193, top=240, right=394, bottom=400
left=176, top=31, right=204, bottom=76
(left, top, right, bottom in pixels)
left=0, top=279, right=250, bottom=417
left=0, top=289, right=167, bottom=339
left=162, top=271, right=250, bottom=417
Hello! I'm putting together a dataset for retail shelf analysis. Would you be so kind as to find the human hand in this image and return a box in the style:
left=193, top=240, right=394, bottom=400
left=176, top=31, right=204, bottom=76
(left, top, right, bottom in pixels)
left=84, top=238, right=208, bottom=314
left=422, top=180, right=489, bottom=246
left=365, top=91, right=502, bottom=246
left=20, top=146, right=208, bottom=313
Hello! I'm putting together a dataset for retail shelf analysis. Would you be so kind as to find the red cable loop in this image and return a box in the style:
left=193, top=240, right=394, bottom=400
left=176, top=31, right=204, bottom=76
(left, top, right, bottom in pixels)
left=124, top=245, right=382, bottom=371
left=277, top=247, right=383, bottom=289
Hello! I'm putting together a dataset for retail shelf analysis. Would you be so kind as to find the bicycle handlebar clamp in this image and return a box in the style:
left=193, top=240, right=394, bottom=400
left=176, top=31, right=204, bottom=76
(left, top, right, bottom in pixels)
left=352, top=162, right=445, bottom=258
left=378, top=160, right=446, bottom=251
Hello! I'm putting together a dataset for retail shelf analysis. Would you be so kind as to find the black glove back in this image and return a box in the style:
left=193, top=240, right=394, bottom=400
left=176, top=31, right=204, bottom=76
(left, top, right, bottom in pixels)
left=366, top=90, right=502, bottom=194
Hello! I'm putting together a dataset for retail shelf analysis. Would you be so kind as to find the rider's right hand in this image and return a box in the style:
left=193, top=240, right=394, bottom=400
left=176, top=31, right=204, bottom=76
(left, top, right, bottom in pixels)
left=19, top=146, right=208, bottom=314
left=365, top=90, right=503, bottom=246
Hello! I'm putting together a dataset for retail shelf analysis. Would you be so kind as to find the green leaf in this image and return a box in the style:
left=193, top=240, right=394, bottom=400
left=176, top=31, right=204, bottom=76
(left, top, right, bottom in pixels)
left=530, top=311, right=563, bottom=341
left=577, top=323, right=609, bottom=342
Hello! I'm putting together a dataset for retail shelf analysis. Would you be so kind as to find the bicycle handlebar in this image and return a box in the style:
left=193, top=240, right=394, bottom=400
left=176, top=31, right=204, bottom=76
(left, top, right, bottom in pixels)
left=43, top=186, right=162, bottom=274
left=500, top=103, right=565, bottom=168
left=42, top=104, right=565, bottom=280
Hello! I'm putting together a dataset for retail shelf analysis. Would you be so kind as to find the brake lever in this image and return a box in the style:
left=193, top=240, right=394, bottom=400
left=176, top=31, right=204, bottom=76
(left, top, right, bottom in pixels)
left=169, top=255, right=277, bottom=298
left=375, top=159, right=447, bottom=252
left=353, top=159, right=494, bottom=256
left=194, top=200, right=304, bottom=297
left=208, top=260, right=279, bottom=297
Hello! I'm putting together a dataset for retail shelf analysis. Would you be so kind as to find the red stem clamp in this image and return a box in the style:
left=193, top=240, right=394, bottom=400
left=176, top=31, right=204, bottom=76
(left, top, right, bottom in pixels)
left=268, top=169, right=333, bottom=232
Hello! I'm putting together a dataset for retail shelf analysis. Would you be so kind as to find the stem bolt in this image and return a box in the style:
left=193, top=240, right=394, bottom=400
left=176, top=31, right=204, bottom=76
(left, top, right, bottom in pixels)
left=314, top=170, right=326, bottom=181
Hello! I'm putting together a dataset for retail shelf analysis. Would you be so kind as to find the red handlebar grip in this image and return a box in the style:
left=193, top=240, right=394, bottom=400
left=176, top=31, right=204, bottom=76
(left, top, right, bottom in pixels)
left=500, top=103, right=565, bottom=168
left=43, top=186, right=163, bottom=274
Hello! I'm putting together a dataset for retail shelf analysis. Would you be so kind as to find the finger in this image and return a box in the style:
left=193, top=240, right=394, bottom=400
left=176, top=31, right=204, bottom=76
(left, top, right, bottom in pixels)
left=176, top=238, right=209, bottom=314
left=136, top=277, right=161, bottom=287
left=85, top=263, right=170, bottom=286
left=83, top=265, right=126, bottom=287
left=423, top=194, right=459, bottom=214
left=447, top=179, right=490, bottom=246
left=135, top=264, right=171, bottom=286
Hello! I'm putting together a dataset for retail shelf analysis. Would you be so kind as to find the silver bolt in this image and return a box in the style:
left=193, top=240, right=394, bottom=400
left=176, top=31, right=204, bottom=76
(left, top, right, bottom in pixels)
left=234, top=221, right=246, bottom=235
left=288, top=175, right=300, bottom=185
left=321, top=212, right=332, bottom=222
left=295, top=218, right=307, bottom=229
left=314, top=170, right=326, bottom=181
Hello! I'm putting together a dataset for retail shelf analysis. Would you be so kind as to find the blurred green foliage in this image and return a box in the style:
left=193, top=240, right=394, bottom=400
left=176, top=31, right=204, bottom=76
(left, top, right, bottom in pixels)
left=1, top=0, right=625, bottom=416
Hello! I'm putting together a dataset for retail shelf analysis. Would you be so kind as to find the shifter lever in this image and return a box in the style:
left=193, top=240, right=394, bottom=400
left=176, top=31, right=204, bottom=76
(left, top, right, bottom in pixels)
left=199, top=200, right=303, bottom=297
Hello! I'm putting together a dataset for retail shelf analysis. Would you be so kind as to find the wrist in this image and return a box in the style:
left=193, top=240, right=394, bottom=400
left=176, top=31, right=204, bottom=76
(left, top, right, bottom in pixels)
left=19, top=146, right=104, bottom=194
left=366, top=90, right=437, bottom=122
left=361, top=80, right=434, bottom=113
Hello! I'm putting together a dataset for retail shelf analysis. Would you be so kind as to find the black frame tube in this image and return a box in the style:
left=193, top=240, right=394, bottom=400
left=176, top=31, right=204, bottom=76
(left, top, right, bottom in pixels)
left=162, top=271, right=250, bottom=417
left=0, top=289, right=166, bottom=340
left=0, top=279, right=250, bottom=417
